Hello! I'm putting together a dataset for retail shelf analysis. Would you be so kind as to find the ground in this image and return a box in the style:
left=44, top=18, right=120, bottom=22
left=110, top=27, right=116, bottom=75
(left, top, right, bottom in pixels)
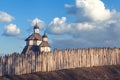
left=0, top=65, right=120, bottom=80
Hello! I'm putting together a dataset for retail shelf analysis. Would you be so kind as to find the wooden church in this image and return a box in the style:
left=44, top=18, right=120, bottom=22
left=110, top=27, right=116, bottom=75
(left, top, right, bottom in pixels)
left=22, top=24, right=51, bottom=54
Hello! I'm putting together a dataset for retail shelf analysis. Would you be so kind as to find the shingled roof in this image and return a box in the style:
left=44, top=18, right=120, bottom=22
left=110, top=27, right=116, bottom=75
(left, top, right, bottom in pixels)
left=34, top=24, right=39, bottom=29
left=40, top=41, right=51, bottom=47
left=21, top=45, right=40, bottom=54
left=42, top=32, right=47, bottom=38
left=25, top=33, right=42, bottom=41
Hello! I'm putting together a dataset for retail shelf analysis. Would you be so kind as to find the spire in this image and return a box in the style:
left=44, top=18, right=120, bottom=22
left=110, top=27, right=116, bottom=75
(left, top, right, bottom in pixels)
left=34, top=23, right=40, bottom=33
left=42, top=31, right=48, bottom=41
left=42, top=31, right=47, bottom=38
left=34, top=22, right=39, bottom=29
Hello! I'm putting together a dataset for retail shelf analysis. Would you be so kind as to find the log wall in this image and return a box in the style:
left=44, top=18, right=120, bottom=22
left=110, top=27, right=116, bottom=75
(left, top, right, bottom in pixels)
left=0, top=48, right=120, bottom=76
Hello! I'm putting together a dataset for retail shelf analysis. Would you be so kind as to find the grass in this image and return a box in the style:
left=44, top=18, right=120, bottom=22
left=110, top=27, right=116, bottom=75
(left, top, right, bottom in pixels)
left=0, top=65, right=120, bottom=80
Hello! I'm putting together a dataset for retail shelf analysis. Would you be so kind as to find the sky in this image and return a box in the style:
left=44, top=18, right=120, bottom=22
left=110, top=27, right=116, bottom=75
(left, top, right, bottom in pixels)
left=0, top=0, right=120, bottom=55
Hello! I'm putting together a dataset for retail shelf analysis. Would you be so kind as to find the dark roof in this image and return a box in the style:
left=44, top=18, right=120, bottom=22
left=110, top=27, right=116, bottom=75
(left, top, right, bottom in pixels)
left=42, top=32, right=47, bottom=38
left=40, top=41, right=51, bottom=47
left=21, top=45, right=40, bottom=54
left=34, top=24, right=39, bottom=29
left=25, top=33, right=42, bottom=41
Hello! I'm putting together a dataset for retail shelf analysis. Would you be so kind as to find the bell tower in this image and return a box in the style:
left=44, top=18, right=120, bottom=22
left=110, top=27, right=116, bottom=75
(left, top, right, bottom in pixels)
left=40, top=31, right=51, bottom=52
left=34, top=24, right=39, bottom=33
left=42, top=31, right=48, bottom=41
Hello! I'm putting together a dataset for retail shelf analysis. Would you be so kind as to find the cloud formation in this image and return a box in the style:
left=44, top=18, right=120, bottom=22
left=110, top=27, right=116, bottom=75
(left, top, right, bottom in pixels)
left=3, top=24, right=20, bottom=36
left=65, top=4, right=74, bottom=8
left=48, top=17, right=95, bottom=34
left=0, top=11, right=14, bottom=22
left=47, top=0, right=120, bottom=49
left=31, top=18, right=45, bottom=29
left=48, top=17, right=68, bottom=34
left=76, top=0, right=111, bottom=22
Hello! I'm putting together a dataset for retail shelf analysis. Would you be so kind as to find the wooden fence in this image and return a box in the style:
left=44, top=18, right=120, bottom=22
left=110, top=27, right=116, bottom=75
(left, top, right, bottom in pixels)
left=0, top=48, right=120, bottom=76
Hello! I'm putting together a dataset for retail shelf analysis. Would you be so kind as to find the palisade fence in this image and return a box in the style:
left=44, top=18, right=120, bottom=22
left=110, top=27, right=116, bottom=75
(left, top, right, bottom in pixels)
left=0, top=48, right=120, bottom=76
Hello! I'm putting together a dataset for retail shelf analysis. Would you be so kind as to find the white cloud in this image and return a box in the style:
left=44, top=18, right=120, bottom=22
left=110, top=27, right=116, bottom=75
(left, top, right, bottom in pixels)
left=76, top=0, right=111, bottom=21
left=66, top=0, right=111, bottom=22
left=31, top=18, right=45, bottom=29
left=65, top=4, right=74, bottom=8
left=3, top=24, right=20, bottom=36
left=48, top=17, right=95, bottom=34
left=47, top=0, right=120, bottom=48
left=48, top=17, right=67, bottom=34
left=50, top=17, right=66, bottom=25
left=0, top=11, right=14, bottom=22
left=77, top=0, right=111, bottom=21
left=48, top=0, right=120, bottom=36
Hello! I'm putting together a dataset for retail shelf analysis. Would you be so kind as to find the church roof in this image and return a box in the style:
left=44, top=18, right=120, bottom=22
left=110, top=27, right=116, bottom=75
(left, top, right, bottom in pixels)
left=40, top=41, right=51, bottom=47
left=21, top=45, right=40, bottom=54
left=42, top=32, right=47, bottom=38
left=25, top=33, right=42, bottom=41
left=34, top=24, right=39, bottom=29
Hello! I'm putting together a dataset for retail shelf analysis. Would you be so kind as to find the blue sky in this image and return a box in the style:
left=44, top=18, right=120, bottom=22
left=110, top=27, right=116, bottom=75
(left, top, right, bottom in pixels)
left=0, top=0, right=120, bottom=55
